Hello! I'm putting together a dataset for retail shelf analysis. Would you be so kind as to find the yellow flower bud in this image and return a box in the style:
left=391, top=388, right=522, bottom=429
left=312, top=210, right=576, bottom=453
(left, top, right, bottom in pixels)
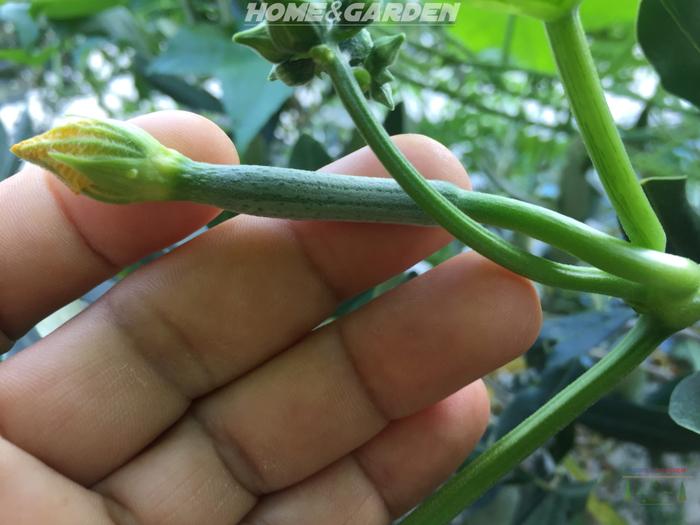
left=11, top=118, right=188, bottom=203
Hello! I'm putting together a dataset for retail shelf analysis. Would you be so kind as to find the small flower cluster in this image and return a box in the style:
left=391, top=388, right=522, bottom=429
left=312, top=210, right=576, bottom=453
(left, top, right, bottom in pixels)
left=233, top=2, right=404, bottom=108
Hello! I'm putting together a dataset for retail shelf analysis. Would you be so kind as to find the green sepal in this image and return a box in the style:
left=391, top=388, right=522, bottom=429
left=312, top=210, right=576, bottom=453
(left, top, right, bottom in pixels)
left=366, top=33, right=405, bottom=74
left=373, top=69, right=394, bottom=86
left=370, top=82, right=395, bottom=110
left=339, top=29, right=374, bottom=66
left=10, top=118, right=187, bottom=203
left=267, top=11, right=324, bottom=53
left=269, top=58, right=317, bottom=86
left=233, top=23, right=292, bottom=64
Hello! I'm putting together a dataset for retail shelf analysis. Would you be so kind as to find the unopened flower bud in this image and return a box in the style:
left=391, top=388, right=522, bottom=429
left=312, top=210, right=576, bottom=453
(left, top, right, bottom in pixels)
left=11, top=118, right=188, bottom=203
left=365, top=33, right=404, bottom=74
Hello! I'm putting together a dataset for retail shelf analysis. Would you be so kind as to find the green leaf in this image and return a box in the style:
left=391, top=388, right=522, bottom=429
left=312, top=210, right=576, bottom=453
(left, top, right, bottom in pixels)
left=29, top=0, right=126, bottom=19
left=638, top=0, right=700, bottom=108
left=148, top=25, right=251, bottom=77
left=83, top=6, right=151, bottom=55
left=580, top=0, right=639, bottom=31
left=642, top=176, right=700, bottom=262
left=288, top=134, right=332, bottom=171
left=452, top=6, right=556, bottom=73
left=219, top=60, right=292, bottom=153
left=135, top=57, right=224, bottom=113
left=460, top=0, right=580, bottom=21
left=0, top=46, right=55, bottom=66
left=669, top=372, right=700, bottom=435
left=451, top=1, right=640, bottom=73
left=0, top=2, right=39, bottom=47
left=383, top=102, right=405, bottom=136
left=582, top=395, right=700, bottom=452
left=149, top=25, right=294, bottom=152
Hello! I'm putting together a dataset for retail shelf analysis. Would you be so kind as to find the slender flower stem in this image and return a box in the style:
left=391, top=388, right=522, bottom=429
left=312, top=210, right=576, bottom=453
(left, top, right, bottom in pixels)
left=545, top=10, right=666, bottom=251
left=399, top=316, right=673, bottom=525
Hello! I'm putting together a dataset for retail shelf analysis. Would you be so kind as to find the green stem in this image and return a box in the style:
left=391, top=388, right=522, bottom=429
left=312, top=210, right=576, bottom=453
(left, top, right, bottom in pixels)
left=181, top=163, right=696, bottom=299
left=309, top=44, right=633, bottom=297
left=545, top=10, right=666, bottom=252
left=399, top=315, right=673, bottom=525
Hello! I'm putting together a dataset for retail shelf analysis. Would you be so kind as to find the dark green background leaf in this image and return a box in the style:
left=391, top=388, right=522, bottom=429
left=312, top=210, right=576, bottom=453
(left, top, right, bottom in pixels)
left=150, top=25, right=293, bottom=152
left=642, top=177, right=700, bottom=262
left=288, top=134, right=332, bottom=171
left=670, top=372, right=700, bottom=435
left=638, top=0, right=700, bottom=108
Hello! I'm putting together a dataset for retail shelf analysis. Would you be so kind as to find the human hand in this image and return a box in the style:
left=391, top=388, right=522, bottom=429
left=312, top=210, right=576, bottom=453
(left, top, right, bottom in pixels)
left=0, top=111, right=540, bottom=524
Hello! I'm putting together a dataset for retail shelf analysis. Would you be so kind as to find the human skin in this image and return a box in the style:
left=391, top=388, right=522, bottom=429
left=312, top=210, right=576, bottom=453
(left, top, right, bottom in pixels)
left=0, top=110, right=541, bottom=524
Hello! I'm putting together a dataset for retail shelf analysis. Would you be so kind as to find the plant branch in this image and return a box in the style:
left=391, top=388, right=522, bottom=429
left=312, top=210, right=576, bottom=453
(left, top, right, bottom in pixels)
left=399, top=315, right=673, bottom=525
left=308, top=44, right=647, bottom=300
left=545, top=10, right=666, bottom=251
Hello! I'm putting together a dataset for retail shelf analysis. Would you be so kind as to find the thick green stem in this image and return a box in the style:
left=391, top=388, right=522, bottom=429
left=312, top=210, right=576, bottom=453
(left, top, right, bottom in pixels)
left=181, top=163, right=695, bottom=299
left=399, top=316, right=673, bottom=525
left=545, top=10, right=666, bottom=251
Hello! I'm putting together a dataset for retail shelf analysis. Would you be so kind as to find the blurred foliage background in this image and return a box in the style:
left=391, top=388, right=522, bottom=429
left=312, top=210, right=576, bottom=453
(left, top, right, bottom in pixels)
left=1, top=0, right=699, bottom=523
